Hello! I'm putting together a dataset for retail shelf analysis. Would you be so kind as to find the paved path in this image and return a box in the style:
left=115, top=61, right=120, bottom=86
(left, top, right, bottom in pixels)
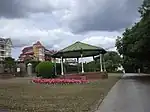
left=96, top=73, right=150, bottom=112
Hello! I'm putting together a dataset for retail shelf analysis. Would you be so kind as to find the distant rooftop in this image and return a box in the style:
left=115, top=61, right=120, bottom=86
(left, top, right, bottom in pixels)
left=0, top=37, right=12, bottom=45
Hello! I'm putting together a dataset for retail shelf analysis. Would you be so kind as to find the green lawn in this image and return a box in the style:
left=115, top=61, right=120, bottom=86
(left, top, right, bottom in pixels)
left=0, top=75, right=120, bottom=112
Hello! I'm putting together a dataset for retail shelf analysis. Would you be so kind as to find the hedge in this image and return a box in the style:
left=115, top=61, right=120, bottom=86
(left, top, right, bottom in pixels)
left=35, top=61, right=56, bottom=78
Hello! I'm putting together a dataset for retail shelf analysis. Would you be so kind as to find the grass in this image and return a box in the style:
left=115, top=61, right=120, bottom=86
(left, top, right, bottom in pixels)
left=0, top=75, right=120, bottom=112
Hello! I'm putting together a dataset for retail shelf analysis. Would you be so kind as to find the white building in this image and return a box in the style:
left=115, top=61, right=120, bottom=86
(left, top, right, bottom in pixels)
left=0, top=37, right=12, bottom=61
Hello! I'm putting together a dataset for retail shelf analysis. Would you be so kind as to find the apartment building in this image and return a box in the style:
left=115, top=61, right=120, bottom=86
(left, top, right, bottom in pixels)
left=0, top=38, right=12, bottom=61
left=19, top=41, right=57, bottom=62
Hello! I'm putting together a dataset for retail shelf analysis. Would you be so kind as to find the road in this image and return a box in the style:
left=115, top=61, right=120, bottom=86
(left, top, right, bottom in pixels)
left=96, top=73, right=150, bottom=112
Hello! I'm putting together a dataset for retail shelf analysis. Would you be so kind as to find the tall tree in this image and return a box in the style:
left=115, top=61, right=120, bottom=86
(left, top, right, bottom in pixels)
left=139, top=0, right=150, bottom=17
left=116, top=0, right=150, bottom=72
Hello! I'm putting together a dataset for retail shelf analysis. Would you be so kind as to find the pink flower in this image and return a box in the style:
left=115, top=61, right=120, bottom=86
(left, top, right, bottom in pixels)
left=32, top=78, right=89, bottom=84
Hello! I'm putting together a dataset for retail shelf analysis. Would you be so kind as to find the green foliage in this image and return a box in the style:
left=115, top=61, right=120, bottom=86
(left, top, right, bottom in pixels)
left=4, top=57, right=15, bottom=73
left=116, top=1, right=150, bottom=60
left=139, top=0, right=150, bottom=17
left=115, top=0, right=150, bottom=73
left=84, top=61, right=94, bottom=72
left=4, top=57, right=15, bottom=66
left=122, top=56, right=142, bottom=73
left=85, top=51, right=121, bottom=73
left=103, top=51, right=121, bottom=72
left=35, top=61, right=55, bottom=78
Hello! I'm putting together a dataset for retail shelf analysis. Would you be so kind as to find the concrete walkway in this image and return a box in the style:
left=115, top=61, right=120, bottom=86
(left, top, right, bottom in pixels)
left=95, top=74, right=150, bottom=112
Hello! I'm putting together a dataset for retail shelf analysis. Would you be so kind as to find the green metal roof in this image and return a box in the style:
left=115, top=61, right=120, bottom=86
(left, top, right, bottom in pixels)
left=53, top=41, right=106, bottom=58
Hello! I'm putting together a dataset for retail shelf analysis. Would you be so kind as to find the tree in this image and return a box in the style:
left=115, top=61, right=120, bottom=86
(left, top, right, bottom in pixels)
left=116, top=36, right=123, bottom=55
left=115, top=0, right=150, bottom=73
left=139, top=0, right=150, bottom=17
left=86, top=51, right=121, bottom=72
left=103, top=51, right=121, bottom=72
left=4, top=57, right=15, bottom=73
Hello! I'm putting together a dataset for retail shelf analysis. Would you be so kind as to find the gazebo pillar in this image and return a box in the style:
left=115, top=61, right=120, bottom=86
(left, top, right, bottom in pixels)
left=60, top=56, right=64, bottom=75
left=77, top=58, right=79, bottom=73
left=99, top=53, right=103, bottom=72
left=81, top=54, right=84, bottom=73
left=54, top=58, right=57, bottom=75
left=103, top=54, right=106, bottom=72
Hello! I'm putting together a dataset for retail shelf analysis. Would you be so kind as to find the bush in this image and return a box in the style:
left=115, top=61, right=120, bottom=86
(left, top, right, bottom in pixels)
left=35, top=61, right=55, bottom=78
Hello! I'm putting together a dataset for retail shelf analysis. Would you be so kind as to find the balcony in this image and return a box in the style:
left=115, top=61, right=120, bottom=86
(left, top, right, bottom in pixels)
left=0, top=56, right=5, bottom=58
left=0, top=51, right=5, bottom=57
left=0, top=47, right=6, bottom=51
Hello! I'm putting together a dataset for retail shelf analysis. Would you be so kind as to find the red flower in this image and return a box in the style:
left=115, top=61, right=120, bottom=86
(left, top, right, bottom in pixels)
left=32, top=78, right=89, bottom=84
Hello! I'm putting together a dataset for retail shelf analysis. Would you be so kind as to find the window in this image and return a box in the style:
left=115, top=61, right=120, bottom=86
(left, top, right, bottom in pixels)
left=0, top=45, right=5, bottom=49
left=0, top=51, right=5, bottom=56
left=39, top=48, right=44, bottom=55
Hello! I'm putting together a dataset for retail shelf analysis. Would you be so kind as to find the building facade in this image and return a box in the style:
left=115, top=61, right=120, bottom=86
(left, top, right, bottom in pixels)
left=0, top=38, right=12, bottom=61
left=19, top=41, right=56, bottom=62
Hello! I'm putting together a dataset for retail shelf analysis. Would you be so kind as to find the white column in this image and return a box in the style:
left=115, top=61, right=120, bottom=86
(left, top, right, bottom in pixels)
left=54, top=58, right=57, bottom=75
left=81, top=54, right=84, bottom=73
left=61, top=57, right=64, bottom=75
left=77, top=58, right=79, bottom=73
left=103, top=54, right=106, bottom=72
left=100, top=53, right=103, bottom=72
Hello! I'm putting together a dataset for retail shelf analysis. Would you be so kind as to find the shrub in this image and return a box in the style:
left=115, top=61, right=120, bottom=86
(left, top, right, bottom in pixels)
left=35, top=61, right=55, bottom=78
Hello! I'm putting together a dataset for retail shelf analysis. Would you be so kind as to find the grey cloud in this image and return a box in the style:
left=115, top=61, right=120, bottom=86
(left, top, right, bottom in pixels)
left=11, top=38, right=35, bottom=48
left=0, top=0, right=143, bottom=33
left=9, top=28, right=83, bottom=50
left=0, top=0, right=27, bottom=18
left=82, top=36, right=116, bottom=50
left=12, top=37, right=54, bottom=49
left=66, top=0, right=143, bottom=33
left=0, top=0, right=53, bottom=18
left=0, top=0, right=142, bottom=58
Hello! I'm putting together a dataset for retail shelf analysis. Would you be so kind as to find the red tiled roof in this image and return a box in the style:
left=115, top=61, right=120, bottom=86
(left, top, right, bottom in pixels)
left=34, top=41, right=42, bottom=46
left=24, top=52, right=34, bottom=55
left=19, top=51, right=33, bottom=57
left=45, top=49, right=57, bottom=54
left=37, top=46, right=44, bottom=48
left=36, top=41, right=42, bottom=45
left=22, top=46, right=33, bottom=52
left=33, top=41, right=44, bottom=48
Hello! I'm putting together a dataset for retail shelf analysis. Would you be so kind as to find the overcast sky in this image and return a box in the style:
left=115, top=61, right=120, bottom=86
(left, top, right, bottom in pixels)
left=0, top=0, right=142, bottom=59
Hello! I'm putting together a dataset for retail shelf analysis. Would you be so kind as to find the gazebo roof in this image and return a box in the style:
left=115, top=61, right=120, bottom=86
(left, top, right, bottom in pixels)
left=52, top=41, right=106, bottom=58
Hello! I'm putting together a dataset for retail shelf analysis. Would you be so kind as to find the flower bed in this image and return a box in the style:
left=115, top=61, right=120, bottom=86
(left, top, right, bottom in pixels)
left=32, top=78, right=89, bottom=84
